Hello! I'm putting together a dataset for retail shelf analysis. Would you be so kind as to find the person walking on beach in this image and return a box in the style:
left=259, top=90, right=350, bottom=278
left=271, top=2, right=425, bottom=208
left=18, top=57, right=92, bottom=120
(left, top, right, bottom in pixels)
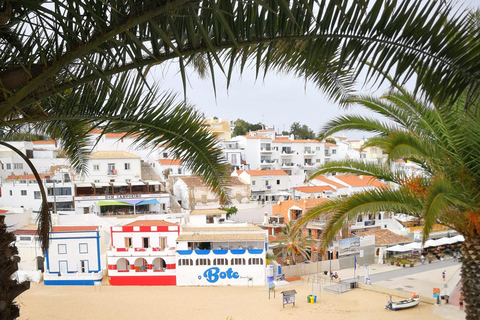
left=459, top=295, right=464, bottom=311
left=442, top=270, right=446, bottom=281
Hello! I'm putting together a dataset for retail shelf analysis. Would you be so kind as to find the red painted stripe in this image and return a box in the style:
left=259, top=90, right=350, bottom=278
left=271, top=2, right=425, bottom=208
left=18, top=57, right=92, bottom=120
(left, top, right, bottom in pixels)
left=166, top=264, right=176, bottom=270
left=109, top=275, right=176, bottom=286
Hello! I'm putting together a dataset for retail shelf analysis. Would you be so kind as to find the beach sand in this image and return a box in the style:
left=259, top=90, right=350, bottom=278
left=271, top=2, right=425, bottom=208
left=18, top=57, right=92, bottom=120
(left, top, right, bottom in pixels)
left=16, top=281, right=450, bottom=320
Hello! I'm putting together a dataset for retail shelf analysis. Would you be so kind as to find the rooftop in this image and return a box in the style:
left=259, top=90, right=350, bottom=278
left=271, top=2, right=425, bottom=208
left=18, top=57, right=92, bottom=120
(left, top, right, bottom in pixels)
left=294, top=186, right=335, bottom=193
left=334, top=175, right=389, bottom=189
left=190, top=209, right=226, bottom=215
left=158, top=159, right=182, bottom=165
left=51, top=226, right=99, bottom=232
left=124, top=220, right=178, bottom=227
left=242, top=170, right=288, bottom=176
left=355, top=229, right=412, bottom=246
left=176, top=233, right=265, bottom=242
left=89, top=150, right=140, bottom=159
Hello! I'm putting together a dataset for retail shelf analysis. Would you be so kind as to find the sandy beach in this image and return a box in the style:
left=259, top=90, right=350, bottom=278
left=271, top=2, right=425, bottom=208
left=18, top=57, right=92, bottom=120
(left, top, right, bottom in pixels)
left=16, top=280, right=452, bottom=320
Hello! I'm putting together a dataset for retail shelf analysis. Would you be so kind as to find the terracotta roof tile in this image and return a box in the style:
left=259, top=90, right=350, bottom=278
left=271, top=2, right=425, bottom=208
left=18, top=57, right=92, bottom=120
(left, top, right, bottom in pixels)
left=32, top=140, right=56, bottom=144
left=51, top=226, right=99, bottom=232
left=243, top=170, right=288, bottom=176
left=158, top=159, right=182, bottom=165
left=294, top=186, right=335, bottom=193
left=356, top=229, right=412, bottom=246
left=335, top=175, right=389, bottom=188
left=314, top=176, right=346, bottom=188
left=6, top=174, right=49, bottom=180
left=89, top=150, right=140, bottom=159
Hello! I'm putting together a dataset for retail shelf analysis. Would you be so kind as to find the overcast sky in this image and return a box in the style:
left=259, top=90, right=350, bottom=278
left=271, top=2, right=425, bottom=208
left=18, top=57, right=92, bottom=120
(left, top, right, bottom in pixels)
left=149, top=0, right=478, bottom=140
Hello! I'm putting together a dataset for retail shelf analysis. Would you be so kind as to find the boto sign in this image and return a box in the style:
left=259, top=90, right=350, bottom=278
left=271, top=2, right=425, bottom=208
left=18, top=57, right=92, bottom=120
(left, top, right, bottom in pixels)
left=199, top=267, right=239, bottom=283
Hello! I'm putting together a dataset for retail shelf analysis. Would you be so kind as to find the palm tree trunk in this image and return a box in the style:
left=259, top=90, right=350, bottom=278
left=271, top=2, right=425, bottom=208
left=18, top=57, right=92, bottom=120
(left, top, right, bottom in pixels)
left=461, top=234, right=480, bottom=320
left=0, top=215, right=30, bottom=319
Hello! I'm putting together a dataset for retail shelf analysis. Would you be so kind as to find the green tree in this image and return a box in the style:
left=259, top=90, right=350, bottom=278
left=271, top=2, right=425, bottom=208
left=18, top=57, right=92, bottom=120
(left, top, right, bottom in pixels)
left=272, top=221, right=314, bottom=265
left=232, top=119, right=263, bottom=137
left=290, top=122, right=315, bottom=139
left=2, top=0, right=480, bottom=318
left=299, top=87, right=480, bottom=319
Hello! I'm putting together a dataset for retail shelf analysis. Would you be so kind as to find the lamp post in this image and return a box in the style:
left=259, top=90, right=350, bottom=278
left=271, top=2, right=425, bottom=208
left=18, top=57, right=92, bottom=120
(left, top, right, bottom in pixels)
left=329, top=247, right=333, bottom=275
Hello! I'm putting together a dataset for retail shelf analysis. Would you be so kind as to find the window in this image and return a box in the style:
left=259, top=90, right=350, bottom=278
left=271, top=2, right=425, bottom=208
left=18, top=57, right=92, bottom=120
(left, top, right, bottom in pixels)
left=142, top=237, right=150, bottom=249
left=93, top=164, right=100, bottom=171
left=177, top=168, right=182, bottom=174
left=19, top=236, right=31, bottom=241
left=316, top=147, right=321, bottom=151
left=248, top=258, right=263, bottom=265
left=34, top=191, right=41, bottom=199
left=58, top=244, right=67, bottom=254
left=79, top=243, right=88, bottom=253
left=378, top=213, right=382, bottom=220
left=178, top=259, right=193, bottom=266
left=48, top=188, right=72, bottom=196
left=125, top=237, right=132, bottom=248
left=124, top=163, right=131, bottom=170
left=265, top=180, right=269, bottom=186
left=196, top=258, right=211, bottom=266
left=214, top=258, right=228, bottom=265
left=9, top=190, right=12, bottom=196
left=6, top=163, right=11, bottom=170
left=21, top=190, right=27, bottom=196
left=231, top=258, right=245, bottom=265
left=357, top=215, right=363, bottom=222
left=163, top=152, right=168, bottom=158
left=277, top=180, right=280, bottom=185
left=94, top=180, right=100, bottom=183
left=332, top=149, right=337, bottom=154
left=252, top=180, right=256, bottom=186
left=108, top=163, right=116, bottom=175
left=308, top=229, right=312, bottom=236
left=160, top=237, right=167, bottom=250
left=14, top=163, right=23, bottom=170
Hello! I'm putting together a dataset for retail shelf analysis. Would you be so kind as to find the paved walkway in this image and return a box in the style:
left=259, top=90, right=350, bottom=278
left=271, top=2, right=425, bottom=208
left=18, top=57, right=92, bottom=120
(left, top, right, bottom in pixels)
left=318, top=258, right=466, bottom=320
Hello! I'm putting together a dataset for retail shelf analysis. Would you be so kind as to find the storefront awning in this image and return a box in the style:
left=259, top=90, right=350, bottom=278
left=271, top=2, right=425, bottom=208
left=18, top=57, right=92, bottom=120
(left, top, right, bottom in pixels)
left=111, top=182, right=129, bottom=187
left=144, top=180, right=161, bottom=185
left=138, top=199, right=160, bottom=205
left=129, top=181, right=146, bottom=186
left=75, top=183, right=93, bottom=188
left=93, top=182, right=110, bottom=188
left=97, top=201, right=133, bottom=206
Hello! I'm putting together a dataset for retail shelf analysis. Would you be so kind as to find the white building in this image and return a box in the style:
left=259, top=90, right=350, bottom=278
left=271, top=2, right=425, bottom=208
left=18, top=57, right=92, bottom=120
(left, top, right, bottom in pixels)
left=13, top=224, right=43, bottom=283
left=236, top=170, right=290, bottom=202
left=176, top=209, right=267, bottom=286
left=44, top=225, right=103, bottom=285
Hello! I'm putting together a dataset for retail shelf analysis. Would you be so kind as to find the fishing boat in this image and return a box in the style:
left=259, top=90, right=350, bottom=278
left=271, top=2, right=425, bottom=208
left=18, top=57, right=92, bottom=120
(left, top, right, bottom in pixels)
left=385, top=294, right=420, bottom=311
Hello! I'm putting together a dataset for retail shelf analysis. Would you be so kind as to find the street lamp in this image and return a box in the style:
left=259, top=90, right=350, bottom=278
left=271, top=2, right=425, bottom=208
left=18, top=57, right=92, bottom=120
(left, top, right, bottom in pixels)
left=329, top=247, right=333, bottom=275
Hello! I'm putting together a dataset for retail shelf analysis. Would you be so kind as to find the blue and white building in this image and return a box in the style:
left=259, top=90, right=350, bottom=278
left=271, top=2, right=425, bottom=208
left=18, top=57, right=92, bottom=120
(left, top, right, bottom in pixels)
left=44, top=226, right=103, bottom=285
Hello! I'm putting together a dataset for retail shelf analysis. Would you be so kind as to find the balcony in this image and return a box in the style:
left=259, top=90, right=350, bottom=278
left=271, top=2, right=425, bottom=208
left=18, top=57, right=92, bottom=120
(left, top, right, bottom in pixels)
left=107, top=169, right=117, bottom=175
left=304, top=149, right=316, bottom=155
left=281, top=162, right=294, bottom=168
left=260, top=148, right=272, bottom=153
left=281, top=150, right=295, bottom=154
left=260, top=159, right=276, bottom=165
left=304, top=162, right=314, bottom=167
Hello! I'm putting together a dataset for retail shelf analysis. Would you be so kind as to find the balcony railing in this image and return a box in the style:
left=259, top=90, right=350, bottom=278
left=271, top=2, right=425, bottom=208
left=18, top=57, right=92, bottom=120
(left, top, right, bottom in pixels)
left=281, top=150, right=295, bottom=154
left=107, top=169, right=117, bottom=175
left=281, top=163, right=294, bottom=167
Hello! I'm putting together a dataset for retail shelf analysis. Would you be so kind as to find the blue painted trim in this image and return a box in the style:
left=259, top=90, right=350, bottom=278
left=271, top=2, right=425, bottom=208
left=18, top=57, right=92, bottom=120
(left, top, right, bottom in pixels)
left=248, top=249, right=264, bottom=254
left=177, top=250, right=193, bottom=255
left=44, top=279, right=102, bottom=286
left=96, top=231, right=101, bottom=272
left=50, top=236, right=99, bottom=240
left=51, top=230, right=99, bottom=234
left=212, top=249, right=228, bottom=254
left=46, top=249, right=50, bottom=271
left=230, top=249, right=246, bottom=254
left=195, top=250, right=211, bottom=255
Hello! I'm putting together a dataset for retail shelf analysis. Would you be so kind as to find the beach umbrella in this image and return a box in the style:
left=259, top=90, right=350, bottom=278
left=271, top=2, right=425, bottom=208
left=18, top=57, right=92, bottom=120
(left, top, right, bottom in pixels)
left=423, top=239, right=441, bottom=248
left=403, top=242, right=422, bottom=250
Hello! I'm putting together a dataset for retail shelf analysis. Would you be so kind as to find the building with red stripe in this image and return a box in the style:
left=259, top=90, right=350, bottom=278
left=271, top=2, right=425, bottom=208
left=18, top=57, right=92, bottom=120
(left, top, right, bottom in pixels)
left=107, top=220, right=179, bottom=285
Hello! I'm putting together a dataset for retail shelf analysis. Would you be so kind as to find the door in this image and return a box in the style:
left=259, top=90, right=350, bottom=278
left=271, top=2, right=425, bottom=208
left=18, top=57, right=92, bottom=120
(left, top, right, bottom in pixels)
left=59, top=260, right=68, bottom=274
left=80, top=260, right=89, bottom=273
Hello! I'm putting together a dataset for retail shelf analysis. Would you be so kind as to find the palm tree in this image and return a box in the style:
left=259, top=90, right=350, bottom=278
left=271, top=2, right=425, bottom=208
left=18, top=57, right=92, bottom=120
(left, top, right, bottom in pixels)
left=272, top=221, right=314, bottom=265
left=2, top=0, right=480, bottom=317
left=298, top=86, right=480, bottom=319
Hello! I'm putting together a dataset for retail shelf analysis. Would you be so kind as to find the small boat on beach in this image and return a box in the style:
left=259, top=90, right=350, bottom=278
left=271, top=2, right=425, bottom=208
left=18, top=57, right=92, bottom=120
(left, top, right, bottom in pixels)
left=385, top=294, right=420, bottom=311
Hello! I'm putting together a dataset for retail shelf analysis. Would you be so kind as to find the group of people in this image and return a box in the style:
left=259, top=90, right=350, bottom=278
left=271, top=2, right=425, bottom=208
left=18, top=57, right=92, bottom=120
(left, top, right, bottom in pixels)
left=329, top=271, right=339, bottom=280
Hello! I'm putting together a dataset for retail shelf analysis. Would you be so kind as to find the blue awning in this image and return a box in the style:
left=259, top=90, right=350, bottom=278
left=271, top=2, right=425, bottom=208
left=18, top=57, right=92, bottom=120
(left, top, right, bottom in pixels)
left=138, top=199, right=161, bottom=205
